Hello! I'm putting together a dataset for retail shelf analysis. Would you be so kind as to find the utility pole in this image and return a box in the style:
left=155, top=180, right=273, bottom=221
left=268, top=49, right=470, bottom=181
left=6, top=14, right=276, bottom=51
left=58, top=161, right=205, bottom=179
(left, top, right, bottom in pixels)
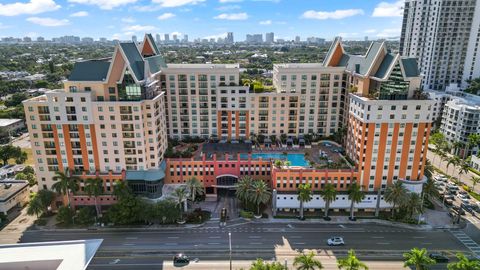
left=229, top=232, right=232, bottom=270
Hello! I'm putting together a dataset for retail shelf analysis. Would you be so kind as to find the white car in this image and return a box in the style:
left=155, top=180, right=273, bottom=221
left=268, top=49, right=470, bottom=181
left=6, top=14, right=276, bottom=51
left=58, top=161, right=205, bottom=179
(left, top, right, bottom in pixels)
left=458, top=194, right=470, bottom=200
left=327, top=237, right=345, bottom=246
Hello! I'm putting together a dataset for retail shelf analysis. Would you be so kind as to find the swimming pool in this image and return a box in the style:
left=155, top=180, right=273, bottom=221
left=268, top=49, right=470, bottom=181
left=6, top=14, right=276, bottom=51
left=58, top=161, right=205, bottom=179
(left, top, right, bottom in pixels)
left=240, top=153, right=309, bottom=167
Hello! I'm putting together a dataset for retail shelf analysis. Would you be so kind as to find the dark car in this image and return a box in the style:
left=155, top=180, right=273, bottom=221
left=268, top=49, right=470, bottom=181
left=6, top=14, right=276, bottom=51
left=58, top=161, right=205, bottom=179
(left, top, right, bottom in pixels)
left=461, top=203, right=474, bottom=214
left=429, top=253, right=449, bottom=263
left=173, top=253, right=190, bottom=264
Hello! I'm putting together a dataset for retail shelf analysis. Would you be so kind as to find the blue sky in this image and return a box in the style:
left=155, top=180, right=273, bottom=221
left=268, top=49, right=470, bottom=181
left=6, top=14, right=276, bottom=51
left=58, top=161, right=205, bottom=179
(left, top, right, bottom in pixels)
left=0, top=0, right=405, bottom=41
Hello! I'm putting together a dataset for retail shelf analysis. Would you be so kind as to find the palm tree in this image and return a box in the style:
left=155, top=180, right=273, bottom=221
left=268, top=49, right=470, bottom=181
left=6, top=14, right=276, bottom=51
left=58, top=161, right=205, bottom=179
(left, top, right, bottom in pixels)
left=347, top=183, right=365, bottom=221
left=236, top=176, right=253, bottom=209
left=337, top=249, right=368, bottom=270
left=403, top=248, right=435, bottom=270
left=447, top=156, right=460, bottom=180
left=250, top=180, right=271, bottom=216
left=293, top=251, right=323, bottom=270
left=422, top=179, right=439, bottom=202
left=84, top=177, right=103, bottom=218
left=274, top=160, right=284, bottom=168
left=320, top=183, right=337, bottom=220
left=384, top=181, right=408, bottom=218
left=27, top=193, right=44, bottom=218
left=297, top=184, right=313, bottom=220
left=186, top=177, right=204, bottom=207
left=51, top=170, right=80, bottom=208
left=464, top=134, right=480, bottom=159
left=405, top=193, right=423, bottom=219
left=453, top=141, right=464, bottom=156
left=173, top=186, right=188, bottom=215
left=249, top=258, right=286, bottom=270
left=457, top=161, right=470, bottom=183
left=447, top=252, right=480, bottom=270
left=471, top=176, right=480, bottom=191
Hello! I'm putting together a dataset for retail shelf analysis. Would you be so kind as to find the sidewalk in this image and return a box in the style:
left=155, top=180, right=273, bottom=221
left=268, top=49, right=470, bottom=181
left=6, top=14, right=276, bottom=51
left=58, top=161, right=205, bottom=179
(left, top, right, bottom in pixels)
left=0, top=207, right=37, bottom=244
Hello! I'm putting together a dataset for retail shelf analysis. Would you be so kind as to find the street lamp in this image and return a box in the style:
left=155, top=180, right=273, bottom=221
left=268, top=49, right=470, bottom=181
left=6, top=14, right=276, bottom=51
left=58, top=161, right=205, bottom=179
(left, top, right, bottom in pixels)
left=229, top=232, right=232, bottom=270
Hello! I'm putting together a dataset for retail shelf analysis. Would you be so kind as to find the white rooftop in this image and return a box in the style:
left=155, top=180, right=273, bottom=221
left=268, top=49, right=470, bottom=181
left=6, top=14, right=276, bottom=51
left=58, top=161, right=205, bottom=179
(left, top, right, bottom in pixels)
left=0, top=239, right=103, bottom=270
left=0, top=118, right=22, bottom=127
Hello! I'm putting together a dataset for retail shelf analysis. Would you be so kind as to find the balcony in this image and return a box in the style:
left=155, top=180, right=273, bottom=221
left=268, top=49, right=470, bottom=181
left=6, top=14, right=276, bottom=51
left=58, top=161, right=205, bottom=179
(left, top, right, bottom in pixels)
left=121, top=115, right=133, bottom=121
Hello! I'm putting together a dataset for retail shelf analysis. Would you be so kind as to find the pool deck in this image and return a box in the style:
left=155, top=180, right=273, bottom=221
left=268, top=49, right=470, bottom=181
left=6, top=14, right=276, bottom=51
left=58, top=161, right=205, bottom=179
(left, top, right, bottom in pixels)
left=188, top=141, right=352, bottom=169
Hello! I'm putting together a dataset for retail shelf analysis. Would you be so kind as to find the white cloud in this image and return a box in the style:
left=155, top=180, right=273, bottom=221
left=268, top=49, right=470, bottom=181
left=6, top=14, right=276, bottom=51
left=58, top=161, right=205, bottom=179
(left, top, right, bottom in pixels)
left=364, top=29, right=377, bottom=34
left=301, top=9, right=364, bottom=20
left=123, top=25, right=157, bottom=32
left=259, top=20, right=272, bottom=25
left=214, top=12, right=248, bottom=20
left=27, top=17, right=69, bottom=26
left=151, top=0, right=205, bottom=8
left=0, top=0, right=60, bottom=16
left=158, top=12, right=175, bottom=20
left=67, top=0, right=138, bottom=10
left=203, top=32, right=227, bottom=40
left=219, top=0, right=242, bottom=2
left=132, top=5, right=161, bottom=12
left=0, top=23, right=10, bottom=29
left=376, top=28, right=401, bottom=37
left=121, top=17, right=135, bottom=23
left=216, top=5, right=241, bottom=11
left=372, top=0, right=403, bottom=17
left=171, top=31, right=182, bottom=36
left=70, top=11, right=88, bottom=17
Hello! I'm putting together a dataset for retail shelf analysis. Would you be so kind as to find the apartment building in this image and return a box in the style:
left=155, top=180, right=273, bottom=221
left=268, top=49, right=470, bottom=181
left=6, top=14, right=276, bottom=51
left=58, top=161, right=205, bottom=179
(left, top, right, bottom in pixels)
left=400, top=0, right=480, bottom=91
left=325, top=38, right=434, bottom=191
left=24, top=35, right=168, bottom=203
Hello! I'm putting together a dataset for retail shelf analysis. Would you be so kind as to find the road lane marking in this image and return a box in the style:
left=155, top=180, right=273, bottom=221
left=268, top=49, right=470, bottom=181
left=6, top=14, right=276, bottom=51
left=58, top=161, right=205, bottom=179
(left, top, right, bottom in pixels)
left=209, top=236, right=221, bottom=239
left=413, top=236, right=426, bottom=239
left=250, top=242, right=262, bottom=245
left=372, top=236, right=384, bottom=239
left=167, top=237, right=179, bottom=239
left=122, top=243, right=135, bottom=246
left=421, top=243, right=432, bottom=245
left=125, top=237, right=138, bottom=240
left=290, top=236, right=302, bottom=239
left=208, top=243, right=221, bottom=245
left=377, top=242, right=390, bottom=245
left=293, top=242, right=306, bottom=245
left=248, top=236, right=261, bottom=239
left=164, top=243, right=177, bottom=245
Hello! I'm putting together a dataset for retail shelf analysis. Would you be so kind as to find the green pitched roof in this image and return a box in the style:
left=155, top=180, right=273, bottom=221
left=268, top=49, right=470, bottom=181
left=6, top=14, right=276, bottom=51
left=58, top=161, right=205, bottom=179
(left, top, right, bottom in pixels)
left=146, top=34, right=160, bottom=55
left=146, top=55, right=167, bottom=74
left=400, top=58, right=420, bottom=77
left=125, top=169, right=165, bottom=182
left=68, top=60, right=110, bottom=81
left=119, top=42, right=145, bottom=81
left=374, top=53, right=395, bottom=79
left=344, top=42, right=384, bottom=76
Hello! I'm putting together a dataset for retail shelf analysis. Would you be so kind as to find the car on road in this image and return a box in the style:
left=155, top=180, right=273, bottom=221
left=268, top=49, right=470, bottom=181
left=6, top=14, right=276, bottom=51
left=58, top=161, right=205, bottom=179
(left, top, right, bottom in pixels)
left=461, top=197, right=471, bottom=205
left=429, top=253, right=449, bottom=263
left=461, top=203, right=474, bottom=214
left=434, top=175, right=448, bottom=182
left=445, top=199, right=454, bottom=206
left=327, top=237, right=345, bottom=246
left=173, top=253, right=190, bottom=264
left=458, top=193, right=470, bottom=200
left=447, top=184, right=459, bottom=190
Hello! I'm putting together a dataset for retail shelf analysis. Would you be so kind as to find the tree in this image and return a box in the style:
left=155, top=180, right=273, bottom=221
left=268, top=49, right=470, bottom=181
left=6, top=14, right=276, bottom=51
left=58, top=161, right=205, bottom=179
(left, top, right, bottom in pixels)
left=22, top=166, right=35, bottom=175
left=186, top=177, right=204, bottom=207
left=236, top=176, right=253, bottom=209
left=320, top=183, right=337, bottom=219
left=465, top=134, right=480, bottom=159
left=404, top=193, right=423, bottom=219
left=27, top=194, right=44, bottom=218
left=249, top=258, right=287, bottom=270
left=113, top=180, right=131, bottom=199
left=250, top=180, right=271, bottom=216
left=154, top=199, right=181, bottom=224
left=458, top=161, right=470, bottom=183
left=173, top=186, right=188, bottom=219
left=447, top=252, right=480, bottom=270
left=403, top=248, right=435, bottom=270
left=84, top=177, right=103, bottom=218
left=293, top=251, right=323, bottom=270
left=297, top=183, right=313, bottom=220
left=347, top=183, right=365, bottom=221
left=76, top=207, right=95, bottom=226
left=471, top=176, right=480, bottom=190
left=36, top=189, right=55, bottom=213
left=384, top=181, right=408, bottom=218
left=274, top=160, right=284, bottom=169
left=422, top=178, right=439, bottom=202
left=430, top=132, right=447, bottom=165
left=51, top=170, right=80, bottom=208
left=56, top=206, right=74, bottom=225
left=337, top=249, right=368, bottom=270
left=106, top=195, right=145, bottom=225
left=0, top=144, right=22, bottom=165
left=465, top=77, right=480, bottom=95
left=447, top=156, right=461, bottom=180
left=15, top=151, right=27, bottom=164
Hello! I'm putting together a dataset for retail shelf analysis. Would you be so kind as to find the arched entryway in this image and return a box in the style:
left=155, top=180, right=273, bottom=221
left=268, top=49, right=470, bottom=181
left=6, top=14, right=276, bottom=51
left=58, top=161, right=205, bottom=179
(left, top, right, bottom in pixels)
left=215, top=174, right=238, bottom=197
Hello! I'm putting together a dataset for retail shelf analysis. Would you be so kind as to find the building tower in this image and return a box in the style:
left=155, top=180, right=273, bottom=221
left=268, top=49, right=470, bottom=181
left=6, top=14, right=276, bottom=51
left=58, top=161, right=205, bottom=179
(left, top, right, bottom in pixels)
left=400, top=0, right=480, bottom=91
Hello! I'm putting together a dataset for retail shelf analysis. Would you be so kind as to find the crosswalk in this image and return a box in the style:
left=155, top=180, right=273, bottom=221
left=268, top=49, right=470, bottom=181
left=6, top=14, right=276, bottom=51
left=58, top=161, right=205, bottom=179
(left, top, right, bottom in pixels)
left=450, top=229, right=480, bottom=256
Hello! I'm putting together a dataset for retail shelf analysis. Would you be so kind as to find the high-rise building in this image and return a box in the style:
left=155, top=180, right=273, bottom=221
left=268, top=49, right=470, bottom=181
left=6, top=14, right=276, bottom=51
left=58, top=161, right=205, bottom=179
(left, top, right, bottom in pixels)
left=164, top=34, right=170, bottom=43
left=226, top=32, right=234, bottom=44
left=265, top=32, right=274, bottom=43
left=155, top=34, right=161, bottom=44
left=24, top=34, right=168, bottom=202
left=400, top=0, right=480, bottom=91
left=99, top=37, right=107, bottom=43
left=36, top=37, right=45, bottom=42
left=295, top=36, right=300, bottom=43
left=132, top=35, right=137, bottom=43
left=23, top=37, right=31, bottom=42
left=172, top=34, right=178, bottom=42
left=246, top=34, right=263, bottom=44
left=183, top=34, right=188, bottom=43
left=81, top=37, right=94, bottom=43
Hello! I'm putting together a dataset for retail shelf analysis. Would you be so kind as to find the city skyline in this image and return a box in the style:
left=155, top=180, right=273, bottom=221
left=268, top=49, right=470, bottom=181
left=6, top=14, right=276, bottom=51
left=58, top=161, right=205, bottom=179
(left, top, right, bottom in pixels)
left=0, top=0, right=404, bottom=41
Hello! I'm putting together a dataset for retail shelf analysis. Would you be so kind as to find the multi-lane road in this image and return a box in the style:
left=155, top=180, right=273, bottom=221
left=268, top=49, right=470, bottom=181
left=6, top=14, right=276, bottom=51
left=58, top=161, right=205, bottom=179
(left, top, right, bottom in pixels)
left=19, top=223, right=473, bottom=269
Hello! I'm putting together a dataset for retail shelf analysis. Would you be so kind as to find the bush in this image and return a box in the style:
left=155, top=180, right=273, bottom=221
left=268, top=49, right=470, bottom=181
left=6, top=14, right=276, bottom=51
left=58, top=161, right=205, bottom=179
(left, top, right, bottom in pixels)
left=240, top=210, right=254, bottom=219
left=35, top=219, right=47, bottom=226
left=76, top=207, right=95, bottom=226
left=56, top=206, right=74, bottom=226
left=186, top=209, right=210, bottom=224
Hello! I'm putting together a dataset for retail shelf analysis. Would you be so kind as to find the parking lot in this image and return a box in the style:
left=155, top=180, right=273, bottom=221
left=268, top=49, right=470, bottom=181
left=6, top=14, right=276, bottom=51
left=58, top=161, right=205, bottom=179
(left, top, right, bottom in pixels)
left=434, top=174, right=480, bottom=225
